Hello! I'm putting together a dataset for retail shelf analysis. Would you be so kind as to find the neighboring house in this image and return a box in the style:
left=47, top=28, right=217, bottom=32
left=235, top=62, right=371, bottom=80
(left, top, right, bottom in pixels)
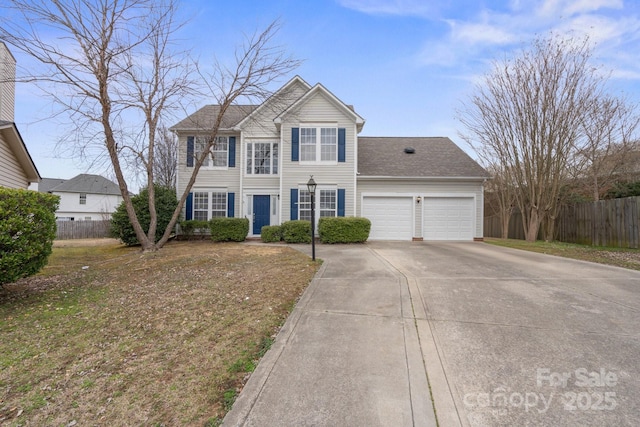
left=170, top=76, right=489, bottom=241
left=0, top=42, right=40, bottom=189
left=32, top=174, right=123, bottom=221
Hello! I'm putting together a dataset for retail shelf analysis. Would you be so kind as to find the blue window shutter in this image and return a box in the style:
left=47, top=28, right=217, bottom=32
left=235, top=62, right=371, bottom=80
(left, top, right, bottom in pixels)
left=338, top=128, right=346, bottom=163
left=337, top=189, right=345, bottom=217
left=228, top=136, right=236, bottom=168
left=187, top=136, right=194, bottom=167
left=291, top=128, right=299, bottom=161
left=186, top=192, right=193, bottom=220
left=227, top=192, right=235, bottom=217
left=290, top=188, right=298, bottom=220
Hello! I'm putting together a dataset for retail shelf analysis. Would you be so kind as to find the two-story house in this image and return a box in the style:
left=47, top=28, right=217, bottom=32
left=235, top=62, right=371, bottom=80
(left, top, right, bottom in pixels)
left=32, top=174, right=123, bottom=220
left=170, top=76, right=489, bottom=241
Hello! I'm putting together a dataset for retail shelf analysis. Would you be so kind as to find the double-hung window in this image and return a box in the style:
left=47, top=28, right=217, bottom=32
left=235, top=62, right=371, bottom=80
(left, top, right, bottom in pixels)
left=192, top=191, right=227, bottom=220
left=195, top=136, right=228, bottom=167
left=300, top=126, right=337, bottom=162
left=298, top=189, right=337, bottom=221
left=246, top=142, right=278, bottom=175
left=79, top=193, right=87, bottom=205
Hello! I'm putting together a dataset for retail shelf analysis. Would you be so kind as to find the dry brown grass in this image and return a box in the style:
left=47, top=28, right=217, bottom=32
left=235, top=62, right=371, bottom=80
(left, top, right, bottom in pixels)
left=0, top=240, right=318, bottom=426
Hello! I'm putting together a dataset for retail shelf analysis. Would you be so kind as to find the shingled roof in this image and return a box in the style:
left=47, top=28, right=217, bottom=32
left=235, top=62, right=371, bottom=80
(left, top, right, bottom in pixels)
left=170, top=105, right=258, bottom=131
left=358, top=137, right=489, bottom=178
left=45, top=174, right=121, bottom=195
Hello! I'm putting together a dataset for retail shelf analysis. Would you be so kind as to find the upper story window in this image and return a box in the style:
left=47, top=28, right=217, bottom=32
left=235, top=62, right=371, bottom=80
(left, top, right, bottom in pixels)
left=300, top=127, right=337, bottom=162
left=79, top=193, right=87, bottom=205
left=246, top=142, right=278, bottom=175
left=195, top=136, right=228, bottom=167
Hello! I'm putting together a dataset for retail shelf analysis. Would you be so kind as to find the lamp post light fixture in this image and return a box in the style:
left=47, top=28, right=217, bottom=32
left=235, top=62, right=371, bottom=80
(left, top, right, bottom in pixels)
left=307, top=175, right=317, bottom=261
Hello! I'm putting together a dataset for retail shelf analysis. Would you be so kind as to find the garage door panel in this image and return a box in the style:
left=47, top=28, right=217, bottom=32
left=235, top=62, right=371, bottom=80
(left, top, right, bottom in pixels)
left=424, top=197, right=474, bottom=241
left=363, top=197, right=412, bottom=241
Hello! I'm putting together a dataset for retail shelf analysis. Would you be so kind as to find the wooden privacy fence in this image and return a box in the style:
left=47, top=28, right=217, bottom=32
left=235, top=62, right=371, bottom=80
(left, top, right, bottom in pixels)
left=56, top=220, right=111, bottom=240
left=485, top=196, right=640, bottom=248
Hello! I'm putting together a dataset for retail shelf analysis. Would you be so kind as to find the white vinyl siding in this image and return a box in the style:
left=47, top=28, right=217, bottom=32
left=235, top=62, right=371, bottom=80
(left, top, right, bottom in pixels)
left=280, top=90, right=357, bottom=222
left=0, top=133, right=28, bottom=189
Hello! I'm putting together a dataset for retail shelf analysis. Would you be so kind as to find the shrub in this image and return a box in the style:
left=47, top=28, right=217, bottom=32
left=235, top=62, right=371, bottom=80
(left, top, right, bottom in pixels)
left=110, top=185, right=178, bottom=246
left=260, top=225, right=282, bottom=243
left=281, top=220, right=311, bottom=243
left=318, top=217, right=371, bottom=244
left=179, top=220, right=210, bottom=239
left=0, top=188, right=59, bottom=286
left=209, top=217, right=249, bottom=242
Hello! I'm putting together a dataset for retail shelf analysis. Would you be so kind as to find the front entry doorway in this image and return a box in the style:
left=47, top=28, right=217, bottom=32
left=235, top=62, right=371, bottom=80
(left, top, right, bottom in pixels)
left=252, top=195, right=270, bottom=235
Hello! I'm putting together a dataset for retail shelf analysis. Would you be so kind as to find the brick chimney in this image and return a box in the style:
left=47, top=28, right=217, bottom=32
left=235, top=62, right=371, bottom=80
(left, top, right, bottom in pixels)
left=0, top=42, right=16, bottom=123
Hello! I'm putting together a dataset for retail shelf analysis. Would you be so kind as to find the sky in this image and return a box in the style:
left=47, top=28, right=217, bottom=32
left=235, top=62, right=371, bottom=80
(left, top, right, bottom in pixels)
left=8, top=0, right=640, bottom=183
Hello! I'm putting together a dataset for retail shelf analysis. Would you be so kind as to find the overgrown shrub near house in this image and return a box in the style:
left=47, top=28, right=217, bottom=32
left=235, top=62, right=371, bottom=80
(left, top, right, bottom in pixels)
left=209, top=218, right=249, bottom=242
left=318, top=217, right=371, bottom=244
left=179, top=220, right=210, bottom=239
left=281, top=220, right=311, bottom=243
left=0, top=188, right=59, bottom=286
left=260, top=225, right=282, bottom=243
left=110, top=185, right=178, bottom=246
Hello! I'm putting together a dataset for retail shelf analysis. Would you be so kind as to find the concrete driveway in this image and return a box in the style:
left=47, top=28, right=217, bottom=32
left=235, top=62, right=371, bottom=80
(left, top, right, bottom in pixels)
left=224, top=242, right=640, bottom=426
left=375, top=242, right=640, bottom=426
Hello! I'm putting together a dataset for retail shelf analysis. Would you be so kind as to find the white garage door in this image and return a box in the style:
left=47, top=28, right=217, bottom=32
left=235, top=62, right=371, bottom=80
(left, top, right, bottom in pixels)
left=362, top=196, right=413, bottom=240
left=424, top=197, right=474, bottom=240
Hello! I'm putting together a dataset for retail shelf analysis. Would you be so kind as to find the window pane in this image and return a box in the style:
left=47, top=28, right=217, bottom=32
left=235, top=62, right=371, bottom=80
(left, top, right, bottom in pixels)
left=211, top=192, right=227, bottom=217
left=321, top=128, right=337, bottom=161
left=254, top=143, right=271, bottom=174
left=195, top=137, right=210, bottom=167
left=246, top=144, right=253, bottom=174
left=211, top=137, right=228, bottom=167
left=273, top=143, right=278, bottom=174
left=194, top=191, right=209, bottom=221
left=300, top=128, right=316, bottom=161
left=299, top=190, right=312, bottom=222
left=319, top=189, right=336, bottom=217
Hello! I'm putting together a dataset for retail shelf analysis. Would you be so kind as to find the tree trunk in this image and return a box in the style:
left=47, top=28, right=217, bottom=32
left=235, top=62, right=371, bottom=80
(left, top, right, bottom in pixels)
left=524, top=208, right=541, bottom=242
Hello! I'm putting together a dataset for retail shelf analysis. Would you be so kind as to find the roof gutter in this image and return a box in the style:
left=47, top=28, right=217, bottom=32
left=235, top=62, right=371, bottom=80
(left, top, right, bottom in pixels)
left=356, top=175, right=490, bottom=181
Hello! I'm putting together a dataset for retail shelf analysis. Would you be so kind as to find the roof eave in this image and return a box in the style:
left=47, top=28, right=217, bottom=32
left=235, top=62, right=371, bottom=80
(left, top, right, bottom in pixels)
left=356, top=175, right=489, bottom=181
left=0, top=123, right=41, bottom=182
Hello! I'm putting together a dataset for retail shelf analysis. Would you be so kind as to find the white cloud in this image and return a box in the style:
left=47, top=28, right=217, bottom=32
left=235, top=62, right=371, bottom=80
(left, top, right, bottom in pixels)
left=448, top=20, right=516, bottom=46
left=335, top=0, right=441, bottom=17
left=537, top=0, right=623, bottom=17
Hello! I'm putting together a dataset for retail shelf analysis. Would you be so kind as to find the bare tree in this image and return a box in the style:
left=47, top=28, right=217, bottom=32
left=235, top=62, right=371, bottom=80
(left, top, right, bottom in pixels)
left=574, top=95, right=640, bottom=200
left=1, top=1, right=299, bottom=250
left=153, top=123, right=177, bottom=190
left=483, top=162, right=516, bottom=239
left=459, top=34, right=604, bottom=242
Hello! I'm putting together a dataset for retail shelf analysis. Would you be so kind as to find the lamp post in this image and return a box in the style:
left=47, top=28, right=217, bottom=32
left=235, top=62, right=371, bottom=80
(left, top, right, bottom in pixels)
left=307, top=175, right=317, bottom=261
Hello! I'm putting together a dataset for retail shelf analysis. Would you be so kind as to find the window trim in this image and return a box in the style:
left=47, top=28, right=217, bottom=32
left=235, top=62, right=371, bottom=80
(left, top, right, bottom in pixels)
left=298, top=125, right=338, bottom=165
left=246, top=141, right=279, bottom=175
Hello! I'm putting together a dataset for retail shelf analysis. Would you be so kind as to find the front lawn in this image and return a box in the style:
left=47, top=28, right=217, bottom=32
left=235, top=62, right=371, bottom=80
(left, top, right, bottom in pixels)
left=0, top=240, right=318, bottom=426
left=485, top=238, right=640, bottom=271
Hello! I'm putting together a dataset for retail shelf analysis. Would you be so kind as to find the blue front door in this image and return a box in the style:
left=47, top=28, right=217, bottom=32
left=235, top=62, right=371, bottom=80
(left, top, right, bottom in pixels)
left=253, top=195, right=270, bottom=235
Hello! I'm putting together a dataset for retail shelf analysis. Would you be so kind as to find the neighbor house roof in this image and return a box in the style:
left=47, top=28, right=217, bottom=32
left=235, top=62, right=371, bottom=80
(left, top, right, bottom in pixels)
left=46, top=174, right=121, bottom=195
left=169, top=105, right=258, bottom=132
left=38, top=177, right=67, bottom=193
left=0, top=120, right=40, bottom=183
left=358, top=137, right=489, bottom=179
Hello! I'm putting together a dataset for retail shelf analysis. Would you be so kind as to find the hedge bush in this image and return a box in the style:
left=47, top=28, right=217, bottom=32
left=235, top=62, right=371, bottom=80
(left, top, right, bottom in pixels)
left=318, top=217, right=371, bottom=244
left=179, top=220, right=210, bottom=238
left=281, top=220, right=311, bottom=243
left=260, top=225, right=282, bottom=243
left=209, top=217, right=249, bottom=242
left=110, top=185, right=178, bottom=246
left=0, top=188, right=59, bottom=286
